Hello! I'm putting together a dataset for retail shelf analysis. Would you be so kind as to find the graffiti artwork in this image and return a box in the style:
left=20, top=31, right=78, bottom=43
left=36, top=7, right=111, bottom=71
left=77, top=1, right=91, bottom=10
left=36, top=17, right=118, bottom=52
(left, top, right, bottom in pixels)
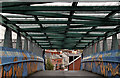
left=0, top=47, right=44, bottom=78
left=81, top=50, right=120, bottom=77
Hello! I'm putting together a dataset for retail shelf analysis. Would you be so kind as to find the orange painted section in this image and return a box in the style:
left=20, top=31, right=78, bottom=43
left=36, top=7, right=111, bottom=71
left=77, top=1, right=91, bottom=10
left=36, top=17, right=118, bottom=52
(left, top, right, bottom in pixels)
left=69, top=57, right=81, bottom=71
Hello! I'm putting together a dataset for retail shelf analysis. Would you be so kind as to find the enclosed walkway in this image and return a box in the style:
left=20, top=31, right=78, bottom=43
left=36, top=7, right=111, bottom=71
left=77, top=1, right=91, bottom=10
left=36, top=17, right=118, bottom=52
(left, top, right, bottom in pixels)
left=0, top=1, right=120, bottom=78
left=27, top=71, right=104, bottom=78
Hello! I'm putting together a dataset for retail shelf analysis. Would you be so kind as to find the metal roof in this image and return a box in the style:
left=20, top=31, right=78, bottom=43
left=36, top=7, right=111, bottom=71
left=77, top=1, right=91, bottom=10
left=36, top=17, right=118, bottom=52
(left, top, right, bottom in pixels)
left=0, top=2, right=120, bottom=49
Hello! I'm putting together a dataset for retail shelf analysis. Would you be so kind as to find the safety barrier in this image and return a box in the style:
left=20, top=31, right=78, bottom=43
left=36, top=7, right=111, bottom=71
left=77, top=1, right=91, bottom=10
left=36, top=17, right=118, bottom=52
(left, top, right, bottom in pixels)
left=0, top=47, right=44, bottom=77
left=81, top=49, right=120, bottom=77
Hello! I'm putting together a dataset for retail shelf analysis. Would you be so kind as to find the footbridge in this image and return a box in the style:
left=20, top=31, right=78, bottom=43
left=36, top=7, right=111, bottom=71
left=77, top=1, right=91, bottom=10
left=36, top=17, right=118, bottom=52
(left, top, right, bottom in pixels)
left=0, top=1, right=120, bottom=78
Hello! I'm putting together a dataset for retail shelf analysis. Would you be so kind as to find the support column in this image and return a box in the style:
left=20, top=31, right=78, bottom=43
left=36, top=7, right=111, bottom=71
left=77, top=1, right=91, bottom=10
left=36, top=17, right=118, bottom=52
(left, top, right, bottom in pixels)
left=90, top=46, right=92, bottom=54
left=29, top=41, right=33, bottom=52
left=103, top=37, right=108, bottom=52
left=92, top=43, right=95, bottom=54
left=86, top=48, right=88, bottom=56
left=87, top=47, right=90, bottom=55
left=16, top=33, right=22, bottom=49
left=24, top=38, right=28, bottom=51
left=111, top=34, right=119, bottom=50
left=4, top=27, right=13, bottom=48
left=96, top=41, right=100, bottom=53
left=83, top=48, right=86, bottom=57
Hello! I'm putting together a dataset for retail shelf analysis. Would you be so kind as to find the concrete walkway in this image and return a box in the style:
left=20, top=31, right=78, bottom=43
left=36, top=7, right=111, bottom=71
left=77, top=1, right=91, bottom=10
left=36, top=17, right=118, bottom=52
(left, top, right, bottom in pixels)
left=27, top=70, right=104, bottom=78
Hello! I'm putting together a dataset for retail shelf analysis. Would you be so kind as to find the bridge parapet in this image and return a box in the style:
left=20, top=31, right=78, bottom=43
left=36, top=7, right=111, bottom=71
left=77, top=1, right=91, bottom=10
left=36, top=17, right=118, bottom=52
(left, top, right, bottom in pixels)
left=0, top=47, right=44, bottom=77
left=82, top=34, right=120, bottom=77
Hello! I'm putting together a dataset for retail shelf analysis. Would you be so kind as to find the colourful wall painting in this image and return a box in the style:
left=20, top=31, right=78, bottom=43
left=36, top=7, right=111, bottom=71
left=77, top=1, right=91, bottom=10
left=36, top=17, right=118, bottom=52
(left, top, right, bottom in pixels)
left=81, top=49, right=120, bottom=78
left=0, top=47, right=44, bottom=77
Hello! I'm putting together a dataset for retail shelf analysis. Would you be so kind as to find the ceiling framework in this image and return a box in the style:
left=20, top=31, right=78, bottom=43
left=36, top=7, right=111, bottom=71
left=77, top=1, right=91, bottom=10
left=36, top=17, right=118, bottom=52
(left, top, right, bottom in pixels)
left=1, top=2, right=120, bottom=49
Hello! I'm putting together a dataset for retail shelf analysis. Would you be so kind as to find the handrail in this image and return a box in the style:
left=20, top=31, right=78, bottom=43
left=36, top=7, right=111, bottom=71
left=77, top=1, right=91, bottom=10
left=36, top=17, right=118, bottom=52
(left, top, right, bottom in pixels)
left=0, top=59, right=43, bottom=66
left=81, top=60, right=120, bottom=63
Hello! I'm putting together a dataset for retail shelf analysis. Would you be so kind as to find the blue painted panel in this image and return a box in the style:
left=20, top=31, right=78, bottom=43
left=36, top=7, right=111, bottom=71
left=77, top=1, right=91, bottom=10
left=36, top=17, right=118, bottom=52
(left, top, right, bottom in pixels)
left=0, top=46, right=44, bottom=77
left=81, top=50, right=120, bottom=77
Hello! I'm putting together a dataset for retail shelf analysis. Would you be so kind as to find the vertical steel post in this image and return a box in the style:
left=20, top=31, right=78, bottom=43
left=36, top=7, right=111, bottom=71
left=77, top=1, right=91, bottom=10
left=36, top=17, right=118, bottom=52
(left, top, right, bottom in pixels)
left=83, top=48, right=86, bottom=57
left=111, top=34, right=119, bottom=50
left=29, top=41, right=33, bottom=52
left=90, top=46, right=92, bottom=54
left=103, top=37, right=108, bottom=52
left=4, top=27, right=13, bottom=48
left=16, top=33, right=22, bottom=50
left=24, top=38, right=28, bottom=51
left=87, top=47, right=90, bottom=55
left=92, top=43, right=95, bottom=54
left=86, top=48, right=88, bottom=56
left=96, top=41, right=100, bottom=53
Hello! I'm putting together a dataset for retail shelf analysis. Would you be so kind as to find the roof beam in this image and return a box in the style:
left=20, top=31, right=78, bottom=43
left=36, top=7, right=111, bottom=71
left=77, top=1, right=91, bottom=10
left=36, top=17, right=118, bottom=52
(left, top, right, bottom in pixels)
left=3, top=11, right=119, bottom=22
left=84, top=25, right=120, bottom=48
left=30, top=34, right=104, bottom=39
left=105, top=11, right=118, bottom=18
left=83, top=11, right=119, bottom=48
left=6, top=21, right=119, bottom=26
left=62, top=2, right=78, bottom=48
left=1, top=2, right=49, bottom=7
left=20, top=28, right=115, bottom=32
left=0, top=15, right=42, bottom=48
left=2, top=6, right=120, bottom=11
left=33, top=15, right=52, bottom=48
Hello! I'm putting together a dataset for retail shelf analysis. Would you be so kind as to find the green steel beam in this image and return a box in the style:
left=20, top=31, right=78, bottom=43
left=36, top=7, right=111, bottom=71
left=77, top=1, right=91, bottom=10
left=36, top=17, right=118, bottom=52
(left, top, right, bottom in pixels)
left=85, top=28, right=120, bottom=51
left=1, top=2, right=29, bottom=7
left=19, top=28, right=117, bottom=32
left=18, top=24, right=116, bottom=28
left=62, top=2, right=78, bottom=48
left=68, top=29, right=113, bottom=32
left=105, top=11, right=118, bottom=18
left=1, top=3, right=120, bottom=49
left=73, top=10, right=119, bottom=49
left=5, top=21, right=119, bottom=25
left=1, top=16, right=19, bottom=33
left=3, top=11, right=119, bottom=22
left=29, top=34, right=65, bottom=37
left=1, top=15, right=42, bottom=48
left=78, top=27, right=120, bottom=49
left=0, top=15, right=32, bottom=39
left=1, top=2, right=49, bottom=7
left=34, top=38, right=97, bottom=41
left=2, top=6, right=120, bottom=11
left=68, top=34, right=104, bottom=37
left=33, top=15, right=52, bottom=48
left=83, top=10, right=119, bottom=50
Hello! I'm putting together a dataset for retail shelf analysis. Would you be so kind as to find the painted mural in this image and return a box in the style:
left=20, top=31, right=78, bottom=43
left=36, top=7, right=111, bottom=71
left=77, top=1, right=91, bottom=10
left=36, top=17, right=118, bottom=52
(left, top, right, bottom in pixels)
left=0, top=47, right=44, bottom=78
left=81, top=49, right=120, bottom=78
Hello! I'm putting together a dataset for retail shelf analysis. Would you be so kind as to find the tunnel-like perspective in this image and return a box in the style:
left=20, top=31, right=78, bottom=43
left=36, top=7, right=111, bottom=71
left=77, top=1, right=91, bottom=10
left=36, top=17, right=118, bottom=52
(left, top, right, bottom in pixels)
left=0, top=1, right=120, bottom=78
